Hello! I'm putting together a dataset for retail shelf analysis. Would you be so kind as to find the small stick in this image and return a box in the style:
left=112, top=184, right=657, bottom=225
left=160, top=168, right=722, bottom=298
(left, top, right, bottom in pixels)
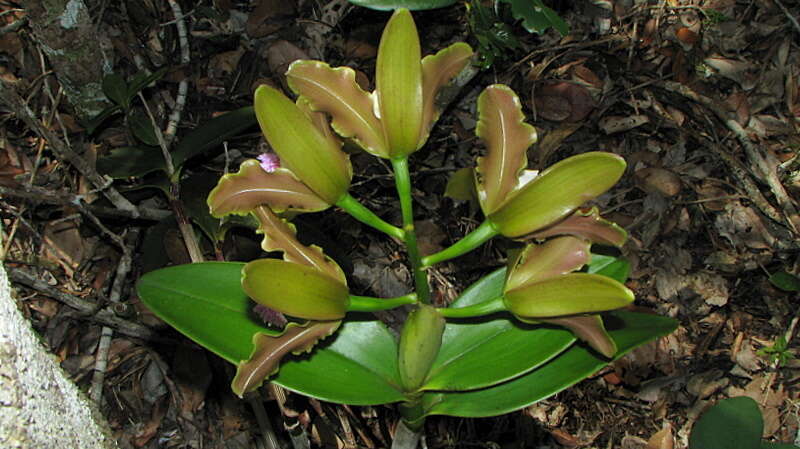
left=89, top=229, right=138, bottom=403
left=0, top=80, right=140, bottom=217
left=164, top=0, right=189, bottom=146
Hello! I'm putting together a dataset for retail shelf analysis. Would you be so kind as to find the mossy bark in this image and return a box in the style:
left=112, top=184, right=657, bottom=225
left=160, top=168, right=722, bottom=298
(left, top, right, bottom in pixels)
left=25, top=0, right=112, bottom=119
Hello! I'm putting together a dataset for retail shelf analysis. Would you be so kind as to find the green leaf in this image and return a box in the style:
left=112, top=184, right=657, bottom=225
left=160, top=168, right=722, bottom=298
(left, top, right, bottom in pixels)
left=421, top=310, right=677, bottom=418
left=127, top=67, right=168, bottom=104
left=424, top=268, right=576, bottom=391
left=499, top=0, right=569, bottom=36
left=102, top=73, right=129, bottom=109
left=444, top=167, right=478, bottom=203
left=137, top=262, right=405, bottom=405
left=760, top=443, right=800, bottom=449
left=689, top=397, right=763, bottom=449
left=137, top=262, right=276, bottom=364
left=83, top=104, right=122, bottom=135
left=274, top=319, right=405, bottom=404
left=376, top=8, right=424, bottom=156
left=181, top=172, right=222, bottom=243
left=587, top=253, right=631, bottom=283
left=140, top=216, right=176, bottom=273
left=171, top=106, right=258, bottom=168
left=129, top=112, right=161, bottom=146
left=97, top=145, right=167, bottom=178
left=346, top=0, right=457, bottom=10
left=769, top=271, right=800, bottom=292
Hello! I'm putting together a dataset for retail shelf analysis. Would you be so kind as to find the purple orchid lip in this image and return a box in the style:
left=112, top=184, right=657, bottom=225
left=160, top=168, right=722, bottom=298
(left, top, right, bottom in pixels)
left=257, top=152, right=280, bottom=173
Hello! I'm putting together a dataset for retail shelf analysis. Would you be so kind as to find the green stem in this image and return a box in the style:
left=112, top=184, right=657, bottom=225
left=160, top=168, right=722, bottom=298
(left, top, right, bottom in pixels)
left=436, top=296, right=506, bottom=318
left=348, top=293, right=418, bottom=312
left=391, top=157, right=430, bottom=304
left=421, top=220, right=499, bottom=267
left=336, top=193, right=404, bottom=240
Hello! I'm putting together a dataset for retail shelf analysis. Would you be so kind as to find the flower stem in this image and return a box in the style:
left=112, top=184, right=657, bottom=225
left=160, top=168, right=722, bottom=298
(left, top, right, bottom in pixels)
left=391, top=157, right=430, bottom=304
left=421, top=220, right=499, bottom=267
left=348, top=293, right=418, bottom=312
left=336, top=193, right=404, bottom=240
left=436, top=296, right=505, bottom=318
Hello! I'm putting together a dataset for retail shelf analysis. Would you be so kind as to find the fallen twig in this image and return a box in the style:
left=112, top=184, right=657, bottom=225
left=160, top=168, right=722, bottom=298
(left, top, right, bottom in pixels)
left=7, top=267, right=162, bottom=342
left=0, top=80, right=140, bottom=217
left=0, top=185, right=170, bottom=221
left=659, top=81, right=800, bottom=234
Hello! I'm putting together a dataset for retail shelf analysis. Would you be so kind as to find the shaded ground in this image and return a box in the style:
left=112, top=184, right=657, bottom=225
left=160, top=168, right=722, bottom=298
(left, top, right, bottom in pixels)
left=2, top=0, right=800, bottom=448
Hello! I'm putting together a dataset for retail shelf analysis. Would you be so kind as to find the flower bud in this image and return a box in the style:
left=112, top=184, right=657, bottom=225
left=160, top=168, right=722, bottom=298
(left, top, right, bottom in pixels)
left=398, top=304, right=445, bottom=392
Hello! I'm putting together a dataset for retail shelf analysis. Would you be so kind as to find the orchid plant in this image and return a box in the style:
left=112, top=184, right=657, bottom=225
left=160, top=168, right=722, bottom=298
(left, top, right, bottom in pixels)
left=137, top=9, right=676, bottom=447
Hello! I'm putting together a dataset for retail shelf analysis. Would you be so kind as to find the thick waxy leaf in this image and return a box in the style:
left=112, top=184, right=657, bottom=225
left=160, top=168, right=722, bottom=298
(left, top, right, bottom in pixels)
left=137, top=263, right=404, bottom=405
left=274, top=319, right=405, bottom=404
left=172, top=107, right=257, bottom=168
left=97, top=145, right=167, bottom=178
left=376, top=9, right=424, bottom=156
left=444, top=167, right=478, bottom=202
left=418, top=42, right=474, bottom=147
left=689, top=397, right=763, bottom=449
left=587, top=253, right=631, bottom=284
left=102, top=73, right=129, bottom=109
left=475, top=84, right=538, bottom=215
left=288, top=61, right=389, bottom=158
left=539, top=315, right=616, bottom=358
left=488, top=152, right=626, bottom=237
left=242, top=258, right=349, bottom=320
left=424, top=268, right=576, bottom=391
left=769, top=270, right=800, bottom=292
left=347, top=0, right=457, bottom=10
left=505, top=236, right=590, bottom=292
left=252, top=206, right=346, bottom=282
left=421, top=310, right=678, bottom=417
left=208, top=159, right=329, bottom=216
left=529, top=207, right=628, bottom=247
left=232, top=321, right=341, bottom=397
left=137, top=262, right=277, bottom=364
left=254, top=86, right=351, bottom=203
left=504, top=273, right=634, bottom=318
left=399, top=305, right=446, bottom=392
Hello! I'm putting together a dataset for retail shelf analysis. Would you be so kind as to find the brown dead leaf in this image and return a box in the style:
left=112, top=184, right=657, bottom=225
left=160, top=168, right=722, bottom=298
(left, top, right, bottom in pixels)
left=533, top=82, right=595, bottom=122
left=246, top=0, right=294, bottom=38
left=43, top=219, right=88, bottom=273
left=415, top=219, right=446, bottom=256
left=535, top=123, right=582, bottom=166
left=689, top=272, right=729, bottom=307
left=725, top=91, right=750, bottom=125
left=344, top=39, right=377, bottom=60
left=265, top=40, right=310, bottom=79
left=647, top=424, right=674, bottom=449
left=635, top=167, right=682, bottom=197
left=571, top=65, right=603, bottom=89
left=209, top=47, right=245, bottom=79
left=598, top=115, right=650, bottom=134
left=687, top=369, right=729, bottom=399
left=704, top=56, right=757, bottom=90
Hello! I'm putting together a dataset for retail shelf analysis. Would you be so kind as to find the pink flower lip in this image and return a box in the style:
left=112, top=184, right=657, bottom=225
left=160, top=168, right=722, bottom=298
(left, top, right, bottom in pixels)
left=257, top=153, right=281, bottom=173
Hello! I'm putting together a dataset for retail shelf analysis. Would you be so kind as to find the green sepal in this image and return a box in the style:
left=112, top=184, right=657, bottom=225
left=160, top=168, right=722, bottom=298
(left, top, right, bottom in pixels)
left=242, top=259, right=349, bottom=320
left=488, top=152, right=626, bottom=237
left=254, top=85, right=351, bottom=204
left=376, top=9, right=424, bottom=156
